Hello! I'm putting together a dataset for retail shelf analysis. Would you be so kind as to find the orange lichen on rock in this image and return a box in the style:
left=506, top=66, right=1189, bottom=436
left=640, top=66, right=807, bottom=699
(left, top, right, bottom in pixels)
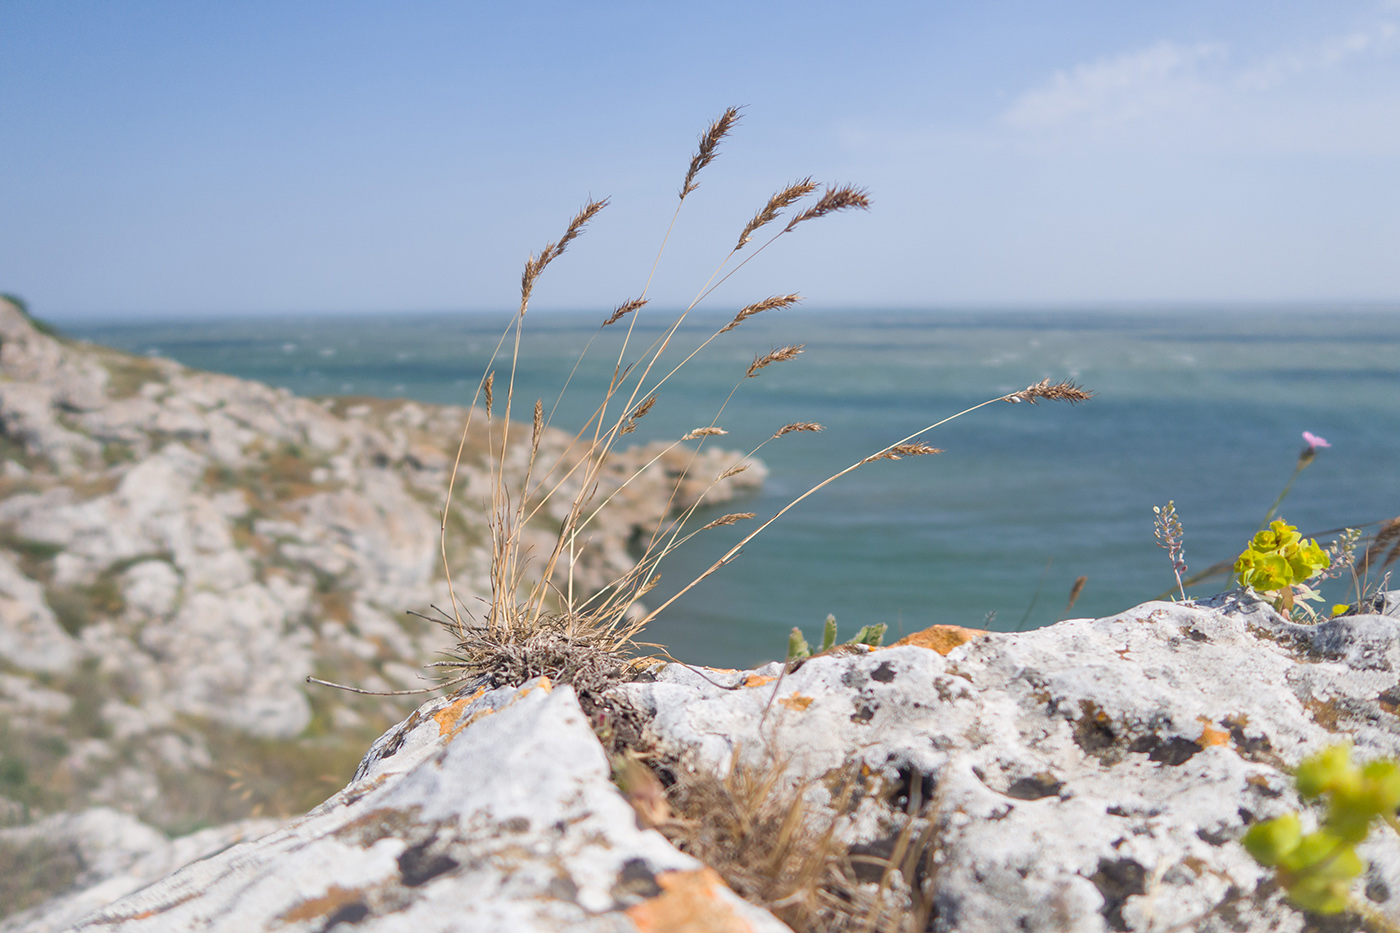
left=1197, top=723, right=1231, bottom=747
left=626, top=868, right=754, bottom=933
left=890, top=625, right=987, bottom=656
left=432, top=686, right=488, bottom=736
left=777, top=693, right=814, bottom=711
left=743, top=673, right=777, bottom=688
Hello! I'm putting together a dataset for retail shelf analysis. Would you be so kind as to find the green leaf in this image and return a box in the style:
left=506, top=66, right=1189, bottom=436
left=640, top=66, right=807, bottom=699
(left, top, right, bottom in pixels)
left=1296, top=744, right=1356, bottom=799
left=787, top=627, right=811, bottom=661
left=847, top=623, right=887, bottom=648
left=820, top=614, right=838, bottom=652
left=1243, top=813, right=1302, bottom=866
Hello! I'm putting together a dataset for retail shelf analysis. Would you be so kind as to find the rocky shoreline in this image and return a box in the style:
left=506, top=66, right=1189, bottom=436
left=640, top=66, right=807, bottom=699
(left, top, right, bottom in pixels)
left=0, top=296, right=764, bottom=916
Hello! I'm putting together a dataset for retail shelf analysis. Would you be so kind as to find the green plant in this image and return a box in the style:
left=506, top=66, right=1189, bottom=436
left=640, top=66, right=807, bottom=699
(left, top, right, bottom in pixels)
left=786, top=614, right=886, bottom=661
left=1233, top=518, right=1331, bottom=618
left=1244, top=743, right=1400, bottom=927
left=1157, top=432, right=1396, bottom=614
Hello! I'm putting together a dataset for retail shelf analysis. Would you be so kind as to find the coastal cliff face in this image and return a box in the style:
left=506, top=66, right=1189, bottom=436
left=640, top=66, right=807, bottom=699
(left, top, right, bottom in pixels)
left=0, top=297, right=764, bottom=840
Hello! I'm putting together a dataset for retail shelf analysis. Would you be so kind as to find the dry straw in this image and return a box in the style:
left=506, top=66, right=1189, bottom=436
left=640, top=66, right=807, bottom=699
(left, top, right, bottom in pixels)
left=310, top=109, right=1094, bottom=705
left=310, top=107, right=1095, bottom=933
left=411, top=108, right=1095, bottom=694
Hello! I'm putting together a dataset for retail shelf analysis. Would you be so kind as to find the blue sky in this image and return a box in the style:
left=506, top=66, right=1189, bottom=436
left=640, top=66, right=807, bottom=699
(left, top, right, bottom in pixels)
left=3, top=1, right=1399, bottom=318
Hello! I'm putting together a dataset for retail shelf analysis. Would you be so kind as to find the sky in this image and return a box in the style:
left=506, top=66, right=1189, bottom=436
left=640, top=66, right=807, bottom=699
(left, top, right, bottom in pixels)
left=3, top=1, right=1400, bottom=319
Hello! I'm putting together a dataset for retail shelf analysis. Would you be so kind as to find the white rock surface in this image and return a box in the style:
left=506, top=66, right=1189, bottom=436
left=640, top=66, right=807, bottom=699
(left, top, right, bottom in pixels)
left=53, top=678, right=791, bottom=933
left=621, top=593, right=1400, bottom=932
left=0, top=810, right=281, bottom=933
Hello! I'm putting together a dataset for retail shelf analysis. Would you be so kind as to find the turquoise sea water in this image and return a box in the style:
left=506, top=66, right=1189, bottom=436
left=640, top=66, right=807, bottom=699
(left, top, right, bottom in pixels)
left=68, top=308, right=1400, bottom=668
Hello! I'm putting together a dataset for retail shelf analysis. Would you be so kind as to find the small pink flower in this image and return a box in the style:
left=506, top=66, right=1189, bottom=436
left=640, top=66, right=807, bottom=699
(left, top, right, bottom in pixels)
left=1302, top=431, right=1331, bottom=449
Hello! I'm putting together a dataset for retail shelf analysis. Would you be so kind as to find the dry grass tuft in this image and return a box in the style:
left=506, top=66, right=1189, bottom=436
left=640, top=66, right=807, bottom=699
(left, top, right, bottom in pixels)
left=407, top=109, right=1090, bottom=706
left=657, top=756, right=940, bottom=933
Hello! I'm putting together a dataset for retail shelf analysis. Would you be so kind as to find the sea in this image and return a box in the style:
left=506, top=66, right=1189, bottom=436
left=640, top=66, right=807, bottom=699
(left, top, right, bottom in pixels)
left=65, top=307, right=1400, bottom=669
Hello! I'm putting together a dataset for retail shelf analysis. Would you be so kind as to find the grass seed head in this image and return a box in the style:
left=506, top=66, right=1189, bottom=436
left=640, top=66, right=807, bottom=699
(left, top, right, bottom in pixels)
left=680, top=106, right=743, bottom=200
left=521, top=198, right=609, bottom=312
left=720, top=294, right=802, bottom=334
left=604, top=297, right=648, bottom=327
left=703, top=512, right=756, bottom=530
left=736, top=178, right=818, bottom=249
left=747, top=344, right=804, bottom=377
left=773, top=422, right=824, bottom=439
left=863, top=443, right=944, bottom=463
left=1006, top=378, right=1094, bottom=405
left=783, top=184, right=872, bottom=233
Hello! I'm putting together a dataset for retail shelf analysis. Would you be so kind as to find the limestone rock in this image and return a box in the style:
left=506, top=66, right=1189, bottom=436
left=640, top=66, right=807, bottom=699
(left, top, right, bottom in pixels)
left=56, top=678, right=792, bottom=933
left=620, top=593, right=1400, bottom=932
left=0, top=809, right=281, bottom=933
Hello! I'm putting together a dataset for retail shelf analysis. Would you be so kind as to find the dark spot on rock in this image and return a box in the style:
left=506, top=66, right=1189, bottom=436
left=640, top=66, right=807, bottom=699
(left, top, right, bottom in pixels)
left=1186, top=628, right=1208, bottom=642
left=1150, top=736, right=1203, bottom=765
left=1089, top=858, right=1147, bottom=932
left=1073, top=701, right=1118, bottom=755
left=1223, top=717, right=1275, bottom=761
left=850, top=700, right=877, bottom=723
left=1128, top=734, right=1203, bottom=766
left=1107, top=805, right=1130, bottom=817
left=502, top=817, right=530, bottom=834
left=1006, top=772, right=1063, bottom=800
left=397, top=840, right=458, bottom=887
left=1238, top=807, right=1257, bottom=824
left=1196, top=826, right=1233, bottom=846
left=1367, top=875, right=1391, bottom=903
left=1379, top=687, right=1400, bottom=716
left=610, top=858, right=661, bottom=904
left=319, top=902, right=370, bottom=930
left=890, top=764, right=936, bottom=811
left=1245, top=775, right=1281, bottom=798
left=988, top=804, right=1014, bottom=821
left=548, top=875, right=579, bottom=902
left=841, top=668, right=868, bottom=689
left=871, top=662, right=897, bottom=683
